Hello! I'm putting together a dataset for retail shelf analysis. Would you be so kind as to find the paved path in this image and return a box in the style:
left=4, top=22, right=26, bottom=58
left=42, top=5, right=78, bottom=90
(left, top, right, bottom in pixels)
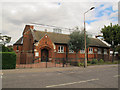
left=1, top=64, right=119, bottom=88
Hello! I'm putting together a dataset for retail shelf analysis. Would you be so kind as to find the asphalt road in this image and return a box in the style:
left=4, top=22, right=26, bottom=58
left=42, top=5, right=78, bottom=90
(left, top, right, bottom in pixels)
left=1, top=65, right=119, bottom=88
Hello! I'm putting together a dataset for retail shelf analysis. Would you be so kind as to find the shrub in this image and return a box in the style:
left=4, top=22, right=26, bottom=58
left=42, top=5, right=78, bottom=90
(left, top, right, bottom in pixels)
left=78, top=63, right=84, bottom=67
left=91, top=59, right=98, bottom=64
left=87, top=63, right=91, bottom=66
left=2, top=45, right=14, bottom=52
left=2, top=52, right=16, bottom=69
left=87, top=61, right=91, bottom=63
left=99, top=59, right=104, bottom=63
left=113, top=61, right=118, bottom=64
left=70, top=61, right=78, bottom=66
left=118, top=60, right=120, bottom=64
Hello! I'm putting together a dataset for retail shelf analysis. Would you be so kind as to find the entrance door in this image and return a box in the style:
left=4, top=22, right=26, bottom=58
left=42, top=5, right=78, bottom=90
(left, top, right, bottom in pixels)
left=41, top=49, right=49, bottom=62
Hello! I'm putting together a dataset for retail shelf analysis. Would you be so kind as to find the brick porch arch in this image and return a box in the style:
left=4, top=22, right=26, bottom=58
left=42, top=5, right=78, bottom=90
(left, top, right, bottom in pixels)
left=35, top=34, right=55, bottom=62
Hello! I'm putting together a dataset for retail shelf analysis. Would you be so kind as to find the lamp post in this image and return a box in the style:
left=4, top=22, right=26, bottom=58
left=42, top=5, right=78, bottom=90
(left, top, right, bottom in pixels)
left=84, top=7, right=95, bottom=68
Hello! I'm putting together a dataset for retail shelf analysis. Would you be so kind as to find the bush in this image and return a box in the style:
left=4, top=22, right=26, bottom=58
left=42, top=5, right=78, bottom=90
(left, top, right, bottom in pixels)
left=91, top=59, right=98, bottom=64
left=2, top=45, right=13, bottom=52
left=99, top=59, right=104, bottom=63
left=70, top=61, right=78, bottom=66
left=2, top=52, right=16, bottom=69
left=87, top=61, right=91, bottom=63
left=118, top=60, right=120, bottom=64
left=113, top=61, right=118, bottom=64
left=78, top=63, right=84, bottom=67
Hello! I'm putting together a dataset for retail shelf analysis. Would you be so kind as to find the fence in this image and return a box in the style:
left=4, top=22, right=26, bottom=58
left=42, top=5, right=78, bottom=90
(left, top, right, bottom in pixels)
left=16, top=57, right=86, bottom=68
left=16, top=52, right=116, bottom=69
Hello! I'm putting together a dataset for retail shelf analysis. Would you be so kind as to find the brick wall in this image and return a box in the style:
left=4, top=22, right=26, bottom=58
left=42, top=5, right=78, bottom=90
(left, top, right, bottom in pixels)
left=13, top=45, right=23, bottom=53
left=14, top=25, right=111, bottom=66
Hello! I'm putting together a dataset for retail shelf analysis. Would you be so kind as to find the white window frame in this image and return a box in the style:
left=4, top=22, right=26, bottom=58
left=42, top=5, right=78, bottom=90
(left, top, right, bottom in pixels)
left=35, top=52, right=39, bottom=57
left=98, top=48, right=101, bottom=54
left=58, top=46, right=64, bottom=53
left=69, top=50, right=74, bottom=53
left=89, top=48, right=93, bottom=54
left=34, top=49, right=37, bottom=51
left=104, top=49, right=107, bottom=54
left=80, top=49, right=85, bottom=53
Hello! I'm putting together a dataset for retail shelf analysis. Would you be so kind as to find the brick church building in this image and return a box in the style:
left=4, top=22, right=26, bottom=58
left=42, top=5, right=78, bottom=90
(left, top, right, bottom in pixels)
left=13, top=25, right=110, bottom=67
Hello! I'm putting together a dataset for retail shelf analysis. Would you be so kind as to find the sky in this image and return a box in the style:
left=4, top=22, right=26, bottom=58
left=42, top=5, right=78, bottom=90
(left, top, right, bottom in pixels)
left=0, top=0, right=119, bottom=45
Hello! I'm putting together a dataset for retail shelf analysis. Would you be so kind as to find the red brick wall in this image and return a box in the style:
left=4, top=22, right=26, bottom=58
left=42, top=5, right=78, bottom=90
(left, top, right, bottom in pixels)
left=34, top=34, right=54, bottom=62
left=22, top=25, right=34, bottom=52
left=55, top=44, right=67, bottom=59
left=14, top=25, right=111, bottom=65
left=13, top=45, right=23, bottom=53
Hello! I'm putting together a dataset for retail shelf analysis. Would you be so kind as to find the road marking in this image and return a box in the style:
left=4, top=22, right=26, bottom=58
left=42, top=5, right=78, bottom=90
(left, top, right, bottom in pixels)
left=113, top=75, right=120, bottom=77
left=46, top=78, right=99, bottom=88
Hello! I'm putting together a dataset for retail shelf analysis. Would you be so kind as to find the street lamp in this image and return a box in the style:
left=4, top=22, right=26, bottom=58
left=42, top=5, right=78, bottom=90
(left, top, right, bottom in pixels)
left=84, top=7, right=95, bottom=68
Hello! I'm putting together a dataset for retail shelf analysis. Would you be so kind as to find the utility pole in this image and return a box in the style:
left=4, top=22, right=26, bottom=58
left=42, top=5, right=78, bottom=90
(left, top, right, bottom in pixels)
left=84, top=7, right=95, bottom=68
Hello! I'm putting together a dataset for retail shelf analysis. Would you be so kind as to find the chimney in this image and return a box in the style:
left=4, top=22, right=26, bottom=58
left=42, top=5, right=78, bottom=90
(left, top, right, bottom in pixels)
left=23, top=25, right=34, bottom=35
left=30, top=25, right=34, bottom=29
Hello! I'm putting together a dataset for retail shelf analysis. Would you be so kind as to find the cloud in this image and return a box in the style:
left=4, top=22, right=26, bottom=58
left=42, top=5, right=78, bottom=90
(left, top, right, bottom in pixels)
left=1, top=1, right=118, bottom=45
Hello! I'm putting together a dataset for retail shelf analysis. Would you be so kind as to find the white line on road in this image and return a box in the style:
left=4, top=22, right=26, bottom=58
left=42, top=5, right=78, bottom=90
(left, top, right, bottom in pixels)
left=113, top=75, right=120, bottom=77
left=46, top=78, right=99, bottom=88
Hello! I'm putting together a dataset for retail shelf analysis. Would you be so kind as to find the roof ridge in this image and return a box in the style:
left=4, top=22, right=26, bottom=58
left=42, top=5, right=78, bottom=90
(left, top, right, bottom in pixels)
left=34, top=30, right=70, bottom=36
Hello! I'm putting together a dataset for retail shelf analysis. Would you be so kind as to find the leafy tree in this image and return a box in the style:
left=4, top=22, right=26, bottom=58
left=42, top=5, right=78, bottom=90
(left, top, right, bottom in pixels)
left=116, top=45, right=120, bottom=59
left=2, top=45, right=13, bottom=52
left=68, top=29, right=89, bottom=62
left=0, top=34, right=11, bottom=45
left=101, top=23, right=120, bottom=62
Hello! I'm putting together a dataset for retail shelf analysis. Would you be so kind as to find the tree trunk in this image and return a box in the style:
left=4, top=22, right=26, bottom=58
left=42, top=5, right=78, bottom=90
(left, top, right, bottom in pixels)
left=112, top=48, right=115, bottom=63
left=76, top=52, right=78, bottom=64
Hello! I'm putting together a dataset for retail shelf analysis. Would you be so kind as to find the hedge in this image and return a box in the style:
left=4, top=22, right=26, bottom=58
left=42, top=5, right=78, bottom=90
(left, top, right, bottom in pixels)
left=1, top=52, right=16, bottom=69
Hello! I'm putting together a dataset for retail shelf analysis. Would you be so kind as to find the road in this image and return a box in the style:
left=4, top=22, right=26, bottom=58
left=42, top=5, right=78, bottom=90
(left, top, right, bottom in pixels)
left=1, top=65, right=119, bottom=88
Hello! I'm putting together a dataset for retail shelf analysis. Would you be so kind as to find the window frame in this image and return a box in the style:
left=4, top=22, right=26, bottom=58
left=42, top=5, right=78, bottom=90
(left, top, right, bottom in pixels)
left=80, top=48, right=85, bottom=53
left=58, top=46, right=64, bottom=53
left=69, top=50, right=74, bottom=53
left=35, top=52, right=39, bottom=57
left=16, top=46, right=19, bottom=52
left=89, top=48, right=93, bottom=54
left=98, top=48, right=101, bottom=54
left=104, top=49, right=107, bottom=54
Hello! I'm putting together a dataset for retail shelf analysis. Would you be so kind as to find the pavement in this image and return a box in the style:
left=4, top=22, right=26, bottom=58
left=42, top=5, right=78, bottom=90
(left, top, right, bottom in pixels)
left=1, top=64, right=119, bottom=88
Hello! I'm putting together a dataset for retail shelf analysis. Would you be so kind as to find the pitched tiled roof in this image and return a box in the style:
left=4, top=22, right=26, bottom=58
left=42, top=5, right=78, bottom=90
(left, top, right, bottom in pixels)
left=34, top=31, right=69, bottom=44
left=14, top=30, right=109, bottom=48
left=88, top=38, right=109, bottom=48
left=13, top=37, right=23, bottom=45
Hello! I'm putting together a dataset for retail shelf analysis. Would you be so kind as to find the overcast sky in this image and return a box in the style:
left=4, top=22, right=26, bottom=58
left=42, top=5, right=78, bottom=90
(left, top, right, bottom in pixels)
left=0, top=0, right=119, bottom=45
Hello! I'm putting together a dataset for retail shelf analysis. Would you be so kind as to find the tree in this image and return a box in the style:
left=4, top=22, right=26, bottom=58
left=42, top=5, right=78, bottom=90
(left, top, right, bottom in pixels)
left=116, top=45, right=120, bottom=59
left=68, top=29, right=89, bottom=62
left=2, top=45, right=13, bottom=52
left=0, top=34, right=11, bottom=45
left=101, top=23, right=120, bottom=62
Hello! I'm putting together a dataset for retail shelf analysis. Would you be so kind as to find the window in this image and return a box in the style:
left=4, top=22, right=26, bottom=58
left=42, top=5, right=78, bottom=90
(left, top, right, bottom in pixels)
left=69, top=50, right=74, bottom=53
left=104, top=49, right=107, bottom=54
left=58, top=46, right=64, bottom=53
left=35, top=52, right=39, bottom=57
left=80, top=49, right=85, bottom=53
left=89, top=48, right=93, bottom=53
left=17, top=46, right=19, bottom=50
left=34, top=49, right=37, bottom=51
left=16, top=46, right=19, bottom=52
left=98, top=48, right=101, bottom=54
